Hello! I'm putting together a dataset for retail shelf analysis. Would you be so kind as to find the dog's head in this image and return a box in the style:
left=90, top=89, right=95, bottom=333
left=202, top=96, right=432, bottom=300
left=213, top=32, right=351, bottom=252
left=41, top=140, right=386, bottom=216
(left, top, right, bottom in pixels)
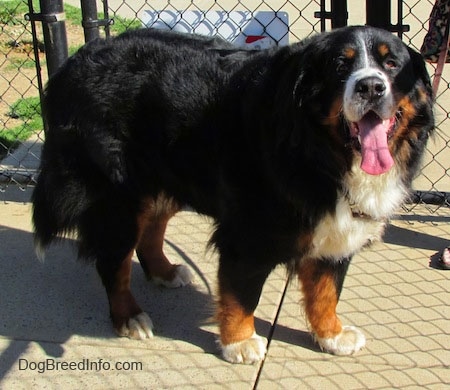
left=289, top=26, right=434, bottom=177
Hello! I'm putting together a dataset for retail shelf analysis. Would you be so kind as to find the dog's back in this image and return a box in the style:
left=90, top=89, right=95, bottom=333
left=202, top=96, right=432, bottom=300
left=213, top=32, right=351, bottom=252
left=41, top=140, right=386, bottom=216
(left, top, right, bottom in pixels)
left=32, top=29, right=253, bottom=252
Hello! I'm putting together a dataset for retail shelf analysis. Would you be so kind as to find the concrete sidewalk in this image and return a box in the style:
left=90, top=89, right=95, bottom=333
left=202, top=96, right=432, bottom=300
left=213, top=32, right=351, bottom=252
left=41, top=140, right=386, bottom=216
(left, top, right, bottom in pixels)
left=0, top=186, right=448, bottom=389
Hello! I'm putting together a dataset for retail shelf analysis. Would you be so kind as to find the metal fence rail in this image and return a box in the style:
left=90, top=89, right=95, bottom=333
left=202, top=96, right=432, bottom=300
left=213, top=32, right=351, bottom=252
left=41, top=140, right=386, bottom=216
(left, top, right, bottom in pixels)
left=0, top=0, right=449, bottom=210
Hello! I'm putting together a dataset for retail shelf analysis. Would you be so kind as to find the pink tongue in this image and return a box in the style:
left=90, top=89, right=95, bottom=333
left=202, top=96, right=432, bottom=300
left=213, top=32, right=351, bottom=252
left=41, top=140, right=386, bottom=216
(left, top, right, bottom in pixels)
left=357, top=113, right=394, bottom=175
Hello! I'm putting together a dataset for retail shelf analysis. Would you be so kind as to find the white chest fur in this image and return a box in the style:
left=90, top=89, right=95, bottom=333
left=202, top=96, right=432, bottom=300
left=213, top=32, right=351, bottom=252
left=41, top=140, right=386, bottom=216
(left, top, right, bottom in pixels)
left=309, top=160, right=407, bottom=261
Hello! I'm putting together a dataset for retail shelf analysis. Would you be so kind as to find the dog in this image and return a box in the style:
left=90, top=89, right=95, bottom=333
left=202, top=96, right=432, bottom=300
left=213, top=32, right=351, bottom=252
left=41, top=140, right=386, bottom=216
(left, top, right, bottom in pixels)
left=32, top=26, right=434, bottom=364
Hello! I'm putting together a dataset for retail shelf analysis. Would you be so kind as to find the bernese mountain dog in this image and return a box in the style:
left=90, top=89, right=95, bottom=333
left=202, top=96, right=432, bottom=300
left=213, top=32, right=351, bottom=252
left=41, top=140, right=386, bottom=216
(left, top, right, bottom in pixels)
left=32, top=26, right=434, bottom=364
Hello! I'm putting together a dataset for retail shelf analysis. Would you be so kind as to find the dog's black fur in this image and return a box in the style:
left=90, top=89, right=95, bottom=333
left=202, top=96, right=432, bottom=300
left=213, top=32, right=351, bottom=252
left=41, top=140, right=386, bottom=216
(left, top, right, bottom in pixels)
left=32, top=26, right=434, bottom=362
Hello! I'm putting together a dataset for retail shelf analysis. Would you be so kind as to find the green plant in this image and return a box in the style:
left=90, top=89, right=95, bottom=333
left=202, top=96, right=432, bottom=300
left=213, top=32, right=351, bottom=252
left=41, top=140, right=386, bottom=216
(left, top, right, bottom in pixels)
left=9, top=96, right=41, bottom=119
left=0, top=0, right=28, bottom=25
left=64, top=3, right=83, bottom=25
left=5, top=55, right=36, bottom=70
left=111, top=15, right=142, bottom=35
left=1, top=97, right=42, bottom=153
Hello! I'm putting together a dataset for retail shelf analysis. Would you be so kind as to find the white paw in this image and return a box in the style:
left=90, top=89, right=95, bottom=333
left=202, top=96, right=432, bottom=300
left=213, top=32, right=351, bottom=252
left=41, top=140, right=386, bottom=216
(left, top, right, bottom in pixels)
left=153, top=265, right=194, bottom=288
left=316, top=325, right=366, bottom=356
left=116, top=312, right=154, bottom=340
left=219, top=333, right=267, bottom=364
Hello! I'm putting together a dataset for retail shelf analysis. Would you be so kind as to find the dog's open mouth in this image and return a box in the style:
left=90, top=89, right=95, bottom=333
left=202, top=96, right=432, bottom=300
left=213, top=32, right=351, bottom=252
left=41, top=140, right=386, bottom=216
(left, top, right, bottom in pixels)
left=349, top=111, right=396, bottom=175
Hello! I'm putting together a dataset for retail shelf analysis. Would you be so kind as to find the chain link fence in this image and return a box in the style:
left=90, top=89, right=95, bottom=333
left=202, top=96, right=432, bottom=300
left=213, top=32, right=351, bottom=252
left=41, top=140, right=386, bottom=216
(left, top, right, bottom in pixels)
left=0, top=0, right=449, bottom=209
left=0, top=0, right=44, bottom=189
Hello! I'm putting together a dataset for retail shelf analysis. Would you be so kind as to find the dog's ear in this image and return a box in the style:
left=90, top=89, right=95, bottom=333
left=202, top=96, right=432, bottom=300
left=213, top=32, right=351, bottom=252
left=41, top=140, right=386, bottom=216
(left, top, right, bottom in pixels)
left=407, top=47, right=433, bottom=98
left=290, top=39, right=323, bottom=107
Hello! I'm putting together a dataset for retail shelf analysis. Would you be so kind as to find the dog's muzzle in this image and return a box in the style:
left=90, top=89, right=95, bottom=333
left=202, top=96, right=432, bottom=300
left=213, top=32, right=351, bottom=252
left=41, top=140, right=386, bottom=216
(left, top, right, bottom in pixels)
left=343, top=69, right=396, bottom=176
left=344, top=68, right=394, bottom=121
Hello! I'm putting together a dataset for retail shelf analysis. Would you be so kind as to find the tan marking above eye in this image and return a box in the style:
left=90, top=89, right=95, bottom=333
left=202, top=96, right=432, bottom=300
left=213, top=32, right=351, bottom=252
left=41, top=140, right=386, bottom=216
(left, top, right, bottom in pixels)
left=343, top=47, right=355, bottom=59
left=378, top=43, right=390, bottom=57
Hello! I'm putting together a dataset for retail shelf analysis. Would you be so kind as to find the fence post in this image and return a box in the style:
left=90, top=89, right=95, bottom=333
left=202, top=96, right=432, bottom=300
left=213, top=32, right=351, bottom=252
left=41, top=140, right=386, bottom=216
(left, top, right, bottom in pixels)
left=366, top=0, right=409, bottom=37
left=80, top=0, right=100, bottom=42
left=330, top=0, right=348, bottom=28
left=314, top=0, right=348, bottom=31
left=80, top=0, right=113, bottom=42
left=39, top=0, right=68, bottom=77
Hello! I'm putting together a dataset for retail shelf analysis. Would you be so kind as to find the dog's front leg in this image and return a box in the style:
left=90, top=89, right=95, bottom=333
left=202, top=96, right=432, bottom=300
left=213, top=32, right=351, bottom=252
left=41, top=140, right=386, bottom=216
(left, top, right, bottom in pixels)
left=297, top=257, right=366, bottom=355
left=216, top=259, right=272, bottom=364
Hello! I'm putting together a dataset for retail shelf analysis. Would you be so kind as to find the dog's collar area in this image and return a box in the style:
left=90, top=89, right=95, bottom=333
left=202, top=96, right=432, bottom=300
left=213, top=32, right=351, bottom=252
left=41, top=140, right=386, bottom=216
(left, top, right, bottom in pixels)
left=351, top=207, right=374, bottom=220
left=348, top=203, right=387, bottom=222
left=344, top=194, right=382, bottom=221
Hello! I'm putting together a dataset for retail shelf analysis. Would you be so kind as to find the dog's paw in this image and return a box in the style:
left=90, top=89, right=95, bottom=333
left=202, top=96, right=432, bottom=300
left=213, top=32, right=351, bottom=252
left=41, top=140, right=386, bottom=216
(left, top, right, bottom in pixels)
left=153, top=264, right=193, bottom=288
left=316, top=325, right=366, bottom=356
left=116, top=312, right=154, bottom=340
left=219, top=333, right=267, bottom=364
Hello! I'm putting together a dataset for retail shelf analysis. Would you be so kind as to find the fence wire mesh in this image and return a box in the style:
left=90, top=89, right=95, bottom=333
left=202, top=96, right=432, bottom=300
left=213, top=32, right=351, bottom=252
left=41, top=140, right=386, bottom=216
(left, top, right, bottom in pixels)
left=0, top=0, right=44, bottom=189
left=0, top=0, right=449, bottom=210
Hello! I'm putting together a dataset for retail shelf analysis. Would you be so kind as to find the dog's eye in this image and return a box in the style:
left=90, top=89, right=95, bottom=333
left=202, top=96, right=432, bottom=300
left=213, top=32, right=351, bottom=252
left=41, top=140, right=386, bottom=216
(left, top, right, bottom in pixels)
left=385, top=59, right=397, bottom=69
left=337, top=63, right=349, bottom=75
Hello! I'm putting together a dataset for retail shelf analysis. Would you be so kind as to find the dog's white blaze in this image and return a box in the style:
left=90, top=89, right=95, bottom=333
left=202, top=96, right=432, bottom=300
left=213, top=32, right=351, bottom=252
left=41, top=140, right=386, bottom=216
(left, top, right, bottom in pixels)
left=310, top=160, right=407, bottom=261
left=359, top=35, right=370, bottom=68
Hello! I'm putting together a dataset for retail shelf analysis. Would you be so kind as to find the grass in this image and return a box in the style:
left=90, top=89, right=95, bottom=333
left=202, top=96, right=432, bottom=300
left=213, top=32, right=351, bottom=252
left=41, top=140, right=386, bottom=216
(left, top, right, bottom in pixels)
left=5, top=55, right=36, bottom=70
left=1, top=97, right=42, bottom=155
left=112, top=15, right=142, bottom=34
left=0, top=0, right=30, bottom=25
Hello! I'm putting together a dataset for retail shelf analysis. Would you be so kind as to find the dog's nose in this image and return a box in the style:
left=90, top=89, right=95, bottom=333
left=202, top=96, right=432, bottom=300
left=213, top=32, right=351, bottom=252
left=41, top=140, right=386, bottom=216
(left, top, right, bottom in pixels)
left=355, top=76, right=386, bottom=100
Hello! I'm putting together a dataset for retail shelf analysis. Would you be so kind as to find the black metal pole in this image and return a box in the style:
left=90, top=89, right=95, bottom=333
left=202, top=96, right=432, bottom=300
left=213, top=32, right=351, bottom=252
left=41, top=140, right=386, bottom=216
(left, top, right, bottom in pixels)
left=26, top=0, right=45, bottom=100
left=397, top=0, right=405, bottom=39
left=366, top=0, right=391, bottom=30
left=39, top=0, right=68, bottom=77
left=315, top=0, right=348, bottom=31
left=366, top=0, right=409, bottom=37
left=102, top=0, right=111, bottom=39
left=331, top=0, right=348, bottom=29
left=319, top=0, right=326, bottom=32
left=80, top=0, right=100, bottom=42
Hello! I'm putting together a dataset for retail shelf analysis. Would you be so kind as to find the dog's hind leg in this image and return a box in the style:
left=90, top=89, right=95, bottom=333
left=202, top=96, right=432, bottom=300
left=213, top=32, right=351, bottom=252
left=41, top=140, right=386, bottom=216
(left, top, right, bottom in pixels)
left=136, top=197, right=193, bottom=288
left=79, top=196, right=154, bottom=340
left=297, top=258, right=366, bottom=355
left=97, top=249, right=154, bottom=339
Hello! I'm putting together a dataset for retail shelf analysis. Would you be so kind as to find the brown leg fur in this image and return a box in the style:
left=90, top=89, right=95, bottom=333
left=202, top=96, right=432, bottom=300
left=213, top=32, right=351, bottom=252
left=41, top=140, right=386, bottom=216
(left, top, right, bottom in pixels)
left=136, top=215, right=179, bottom=281
left=136, top=197, right=180, bottom=282
left=217, top=291, right=256, bottom=345
left=216, top=263, right=269, bottom=363
left=135, top=196, right=193, bottom=288
left=107, top=250, right=153, bottom=338
left=297, top=259, right=342, bottom=339
left=297, top=258, right=366, bottom=355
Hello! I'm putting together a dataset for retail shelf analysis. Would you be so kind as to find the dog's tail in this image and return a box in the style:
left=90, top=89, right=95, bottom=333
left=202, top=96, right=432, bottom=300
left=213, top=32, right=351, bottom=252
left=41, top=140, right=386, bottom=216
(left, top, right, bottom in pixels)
left=31, top=149, right=88, bottom=259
